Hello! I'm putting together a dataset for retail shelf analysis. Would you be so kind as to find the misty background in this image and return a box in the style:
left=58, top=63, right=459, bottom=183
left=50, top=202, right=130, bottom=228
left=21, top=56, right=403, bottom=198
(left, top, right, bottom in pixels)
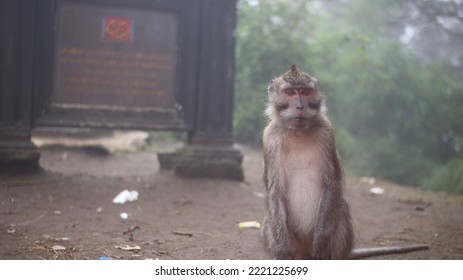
left=233, top=0, right=463, bottom=193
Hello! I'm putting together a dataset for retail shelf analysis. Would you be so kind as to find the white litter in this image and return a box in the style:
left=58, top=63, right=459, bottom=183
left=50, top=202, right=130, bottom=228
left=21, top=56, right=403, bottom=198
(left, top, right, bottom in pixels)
left=369, top=187, right=385, bottom=195
left=252, top=191, right=265, bottom=199
left=120, top=212, right=129, bottom=220
left=112, top=190, right=139, bottom=204
left=52, top=245, right=66, bottom=251
left=115, top=245, right=141, bottom=251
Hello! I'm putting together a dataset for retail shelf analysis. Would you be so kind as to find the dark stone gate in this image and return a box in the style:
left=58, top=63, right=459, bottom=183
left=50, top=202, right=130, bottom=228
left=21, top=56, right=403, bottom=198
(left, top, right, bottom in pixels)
left=0, top=0, right=243, bottom=180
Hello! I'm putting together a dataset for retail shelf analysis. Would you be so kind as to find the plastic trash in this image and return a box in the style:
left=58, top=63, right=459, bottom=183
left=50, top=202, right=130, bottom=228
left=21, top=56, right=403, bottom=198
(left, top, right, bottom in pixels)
left=252, top=191, right=265, bottom=199
left=120, top=212, right=129, bottom=219
left=112, top=190, right=139, bottom=204
left=51, top=245, right=66, bottom=251
left=238, top=221, right=261, bottom=229
left=98, top=256, right=113, bottom=260
left=369, top=187, right=385, bottom=195
left=115, top=245, right=141, bottom=251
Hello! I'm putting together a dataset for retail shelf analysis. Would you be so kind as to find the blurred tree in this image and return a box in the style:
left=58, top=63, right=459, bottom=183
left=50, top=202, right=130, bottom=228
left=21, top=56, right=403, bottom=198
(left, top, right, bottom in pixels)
left=406, top=0, right=463, bottom=74
left=234, top=0, right=463, bottom=192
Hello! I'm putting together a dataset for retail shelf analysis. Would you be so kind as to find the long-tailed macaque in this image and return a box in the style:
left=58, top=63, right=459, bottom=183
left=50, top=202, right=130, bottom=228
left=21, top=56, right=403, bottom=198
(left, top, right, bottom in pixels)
left=261, top=65, right=428, bottom=259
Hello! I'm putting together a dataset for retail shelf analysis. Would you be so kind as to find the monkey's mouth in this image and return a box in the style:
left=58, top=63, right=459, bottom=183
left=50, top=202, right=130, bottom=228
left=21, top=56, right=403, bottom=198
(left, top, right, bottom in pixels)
left=290, top=117, right=309, bottom=129
left=291, top=117, right=307, bottom=127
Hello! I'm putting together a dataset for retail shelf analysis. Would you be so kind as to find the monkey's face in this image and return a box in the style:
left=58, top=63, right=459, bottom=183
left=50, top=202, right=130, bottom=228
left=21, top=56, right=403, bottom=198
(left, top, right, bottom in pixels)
left=266, top=66, right=324, bottom=129
left=276, top=87, right=323, bottom=129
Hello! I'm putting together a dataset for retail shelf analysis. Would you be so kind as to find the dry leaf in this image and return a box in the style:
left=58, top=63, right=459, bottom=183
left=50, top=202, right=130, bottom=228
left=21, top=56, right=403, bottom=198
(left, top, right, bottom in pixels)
left=52, top=245, right=66, bottom=251
left=115, top=245, right=141, bottom=251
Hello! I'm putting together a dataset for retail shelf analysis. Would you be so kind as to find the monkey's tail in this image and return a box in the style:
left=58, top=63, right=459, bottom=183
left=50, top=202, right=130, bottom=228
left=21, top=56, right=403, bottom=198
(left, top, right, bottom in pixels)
left=349, top=244, right=429, bottom=259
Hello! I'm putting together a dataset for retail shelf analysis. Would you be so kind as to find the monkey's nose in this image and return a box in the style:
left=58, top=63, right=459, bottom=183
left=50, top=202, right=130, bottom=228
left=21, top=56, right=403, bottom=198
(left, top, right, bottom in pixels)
left=296, top=99, right=304, bottom=110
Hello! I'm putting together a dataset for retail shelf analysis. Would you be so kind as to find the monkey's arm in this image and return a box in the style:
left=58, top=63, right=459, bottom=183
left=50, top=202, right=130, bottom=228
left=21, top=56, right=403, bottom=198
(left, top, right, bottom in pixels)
left=264, top=196, right=292, bottom=259
left=312, top=132, right=353, bottom=259
left=262, top=139, right=292, bottom=260
left=311, top=183, right=339, bottom=259
left=263, top=189, right=292, bottom=260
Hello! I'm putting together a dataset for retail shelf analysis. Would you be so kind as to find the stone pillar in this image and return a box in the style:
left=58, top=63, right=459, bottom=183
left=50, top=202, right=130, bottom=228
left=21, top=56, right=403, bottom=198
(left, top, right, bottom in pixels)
left=0, top=0, right=40, bottom=171
left=158, top=0, right=243, bottom=180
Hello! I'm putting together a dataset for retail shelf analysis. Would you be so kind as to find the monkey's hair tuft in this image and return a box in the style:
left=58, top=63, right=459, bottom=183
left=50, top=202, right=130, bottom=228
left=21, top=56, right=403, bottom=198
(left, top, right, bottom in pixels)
left=282, top=65, right=317, bottom=89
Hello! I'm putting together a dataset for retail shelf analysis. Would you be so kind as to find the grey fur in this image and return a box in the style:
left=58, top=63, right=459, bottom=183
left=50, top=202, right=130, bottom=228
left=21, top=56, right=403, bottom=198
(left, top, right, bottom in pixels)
left=261, top=66, right=428, bottom=260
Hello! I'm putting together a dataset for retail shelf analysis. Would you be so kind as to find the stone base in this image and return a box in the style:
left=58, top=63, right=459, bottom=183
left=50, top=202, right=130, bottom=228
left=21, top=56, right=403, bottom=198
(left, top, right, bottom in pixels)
left=0, top=139, right=41, bottom=173
left=158, top=144, right=244, bottom=181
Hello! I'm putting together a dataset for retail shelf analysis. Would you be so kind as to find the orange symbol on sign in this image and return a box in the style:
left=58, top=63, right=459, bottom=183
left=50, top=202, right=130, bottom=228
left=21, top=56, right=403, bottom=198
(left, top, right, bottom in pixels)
left=103, top=17, right=133, bottom=42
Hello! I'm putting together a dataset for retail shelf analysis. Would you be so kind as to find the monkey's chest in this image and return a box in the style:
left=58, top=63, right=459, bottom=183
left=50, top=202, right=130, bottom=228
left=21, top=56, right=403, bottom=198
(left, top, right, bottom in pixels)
left=283, top=150, right=323, bottom=235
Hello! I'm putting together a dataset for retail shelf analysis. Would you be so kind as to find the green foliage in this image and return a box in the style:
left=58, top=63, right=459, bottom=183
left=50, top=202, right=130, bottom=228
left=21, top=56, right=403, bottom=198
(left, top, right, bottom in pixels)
left=332, top=124, right=354, bottom=162
left=234, top=0, right=463, bottom=193
left=234, top=0, right=314, bottom=142
left=424, top=154, right=463, bottom=194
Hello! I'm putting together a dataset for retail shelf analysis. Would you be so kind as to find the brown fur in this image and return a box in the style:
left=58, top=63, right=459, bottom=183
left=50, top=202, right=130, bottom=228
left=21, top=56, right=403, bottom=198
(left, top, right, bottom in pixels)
left=262, top=65, right=427, bottom=259
left=262, top=65, right=353, bottom=259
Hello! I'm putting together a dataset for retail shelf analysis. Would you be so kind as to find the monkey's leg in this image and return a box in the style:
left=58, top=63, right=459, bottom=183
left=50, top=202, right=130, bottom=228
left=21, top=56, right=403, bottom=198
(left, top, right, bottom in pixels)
left=312, top=193, right=354, bottom=259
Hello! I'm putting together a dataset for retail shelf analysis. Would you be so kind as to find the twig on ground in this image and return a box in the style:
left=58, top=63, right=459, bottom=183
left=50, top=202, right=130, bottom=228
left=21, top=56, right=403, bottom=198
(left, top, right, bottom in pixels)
left=10, top=209, right=49, bottom=227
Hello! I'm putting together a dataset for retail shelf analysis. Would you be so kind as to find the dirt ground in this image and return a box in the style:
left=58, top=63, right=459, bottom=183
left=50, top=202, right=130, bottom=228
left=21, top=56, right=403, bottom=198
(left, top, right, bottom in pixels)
left=0, top=132, right=462, bottom=260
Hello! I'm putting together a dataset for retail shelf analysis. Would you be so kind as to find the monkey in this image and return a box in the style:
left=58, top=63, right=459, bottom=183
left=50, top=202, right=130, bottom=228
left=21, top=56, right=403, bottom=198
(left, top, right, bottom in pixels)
left=261, top=65, right=428, bottom=259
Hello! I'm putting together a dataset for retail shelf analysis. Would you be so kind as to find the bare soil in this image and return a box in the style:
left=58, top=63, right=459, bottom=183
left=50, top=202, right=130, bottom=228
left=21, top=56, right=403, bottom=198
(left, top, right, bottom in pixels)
left=0, top=136, right=462, bottom=260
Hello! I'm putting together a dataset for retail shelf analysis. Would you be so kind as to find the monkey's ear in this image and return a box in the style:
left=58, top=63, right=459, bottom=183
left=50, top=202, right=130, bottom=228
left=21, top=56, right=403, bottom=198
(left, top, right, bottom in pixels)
left=268, top=79, right=275, bottom=95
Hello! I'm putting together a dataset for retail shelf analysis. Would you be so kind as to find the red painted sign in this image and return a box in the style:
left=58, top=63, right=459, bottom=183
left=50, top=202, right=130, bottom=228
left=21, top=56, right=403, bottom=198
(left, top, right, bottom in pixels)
left=103, top=17, right=133, bottom=42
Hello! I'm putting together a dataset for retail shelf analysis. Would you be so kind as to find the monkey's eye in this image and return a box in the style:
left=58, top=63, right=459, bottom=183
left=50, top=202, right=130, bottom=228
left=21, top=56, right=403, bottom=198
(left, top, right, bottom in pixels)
left=309, top=100, right=321, bottom=109
left=286, top=90, right=296, bottom=96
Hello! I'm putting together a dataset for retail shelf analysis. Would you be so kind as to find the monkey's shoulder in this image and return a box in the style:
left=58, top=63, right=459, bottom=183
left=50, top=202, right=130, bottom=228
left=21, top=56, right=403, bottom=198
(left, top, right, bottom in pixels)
left=262, top=123, right=284, bottom=153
